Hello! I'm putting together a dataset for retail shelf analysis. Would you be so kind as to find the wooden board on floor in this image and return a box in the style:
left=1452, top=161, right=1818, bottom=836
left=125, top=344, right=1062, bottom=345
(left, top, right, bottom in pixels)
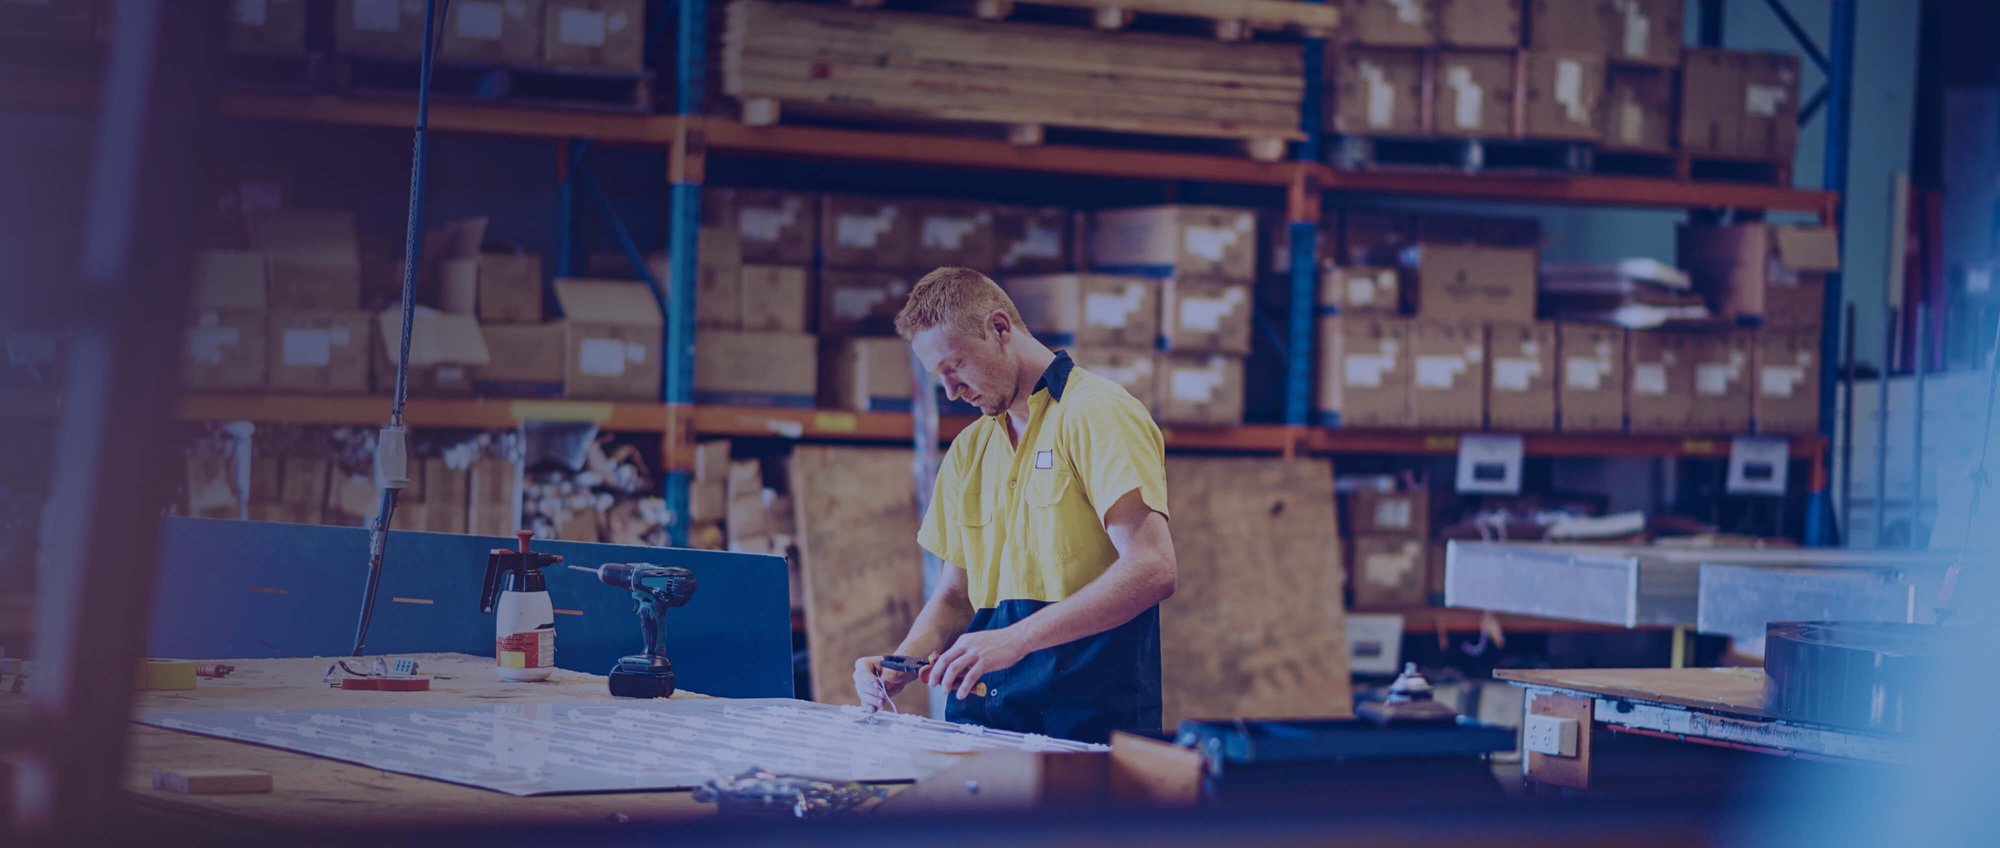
left=1161, top=457, right=1351, bottom=726
left=791, top=445, right=929, bottom=712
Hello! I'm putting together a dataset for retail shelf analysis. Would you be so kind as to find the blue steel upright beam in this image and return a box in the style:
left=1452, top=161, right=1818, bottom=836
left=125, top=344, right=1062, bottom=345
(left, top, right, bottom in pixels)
left=662, top=0, right=710, bottom=546
left=1806, top=0, right=1855, bottom=546
left=1284, top=3, right=1327, bottom=428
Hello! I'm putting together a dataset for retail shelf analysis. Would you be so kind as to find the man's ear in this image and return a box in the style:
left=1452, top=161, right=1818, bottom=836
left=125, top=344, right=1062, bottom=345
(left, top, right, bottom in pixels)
left=990, top=311, right=1012, bottom=343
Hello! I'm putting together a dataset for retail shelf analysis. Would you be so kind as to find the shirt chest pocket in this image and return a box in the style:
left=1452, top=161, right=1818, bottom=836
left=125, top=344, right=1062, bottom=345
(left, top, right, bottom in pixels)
left=958, top=474, right=994, bottom=528
left=1024, top=467, right=1077, bottom=509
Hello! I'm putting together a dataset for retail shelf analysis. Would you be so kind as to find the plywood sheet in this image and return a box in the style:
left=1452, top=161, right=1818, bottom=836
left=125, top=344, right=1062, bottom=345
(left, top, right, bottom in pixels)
left=790, top=445, right=929, bottom=712
left=1495, top=667, right=1772, bottom=717
left=1162, top=457, right=1351, bottom=726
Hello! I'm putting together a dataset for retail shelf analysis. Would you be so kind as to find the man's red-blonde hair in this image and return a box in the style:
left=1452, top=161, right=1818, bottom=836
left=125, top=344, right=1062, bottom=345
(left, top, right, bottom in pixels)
left=894, top=267, right=1027, bottom=341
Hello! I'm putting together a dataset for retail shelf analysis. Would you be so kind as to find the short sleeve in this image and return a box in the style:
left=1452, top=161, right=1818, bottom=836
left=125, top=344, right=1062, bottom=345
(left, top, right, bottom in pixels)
left=1064, top=394, right=1170, bottom=523
left=916, top=453, right=965, bottom=567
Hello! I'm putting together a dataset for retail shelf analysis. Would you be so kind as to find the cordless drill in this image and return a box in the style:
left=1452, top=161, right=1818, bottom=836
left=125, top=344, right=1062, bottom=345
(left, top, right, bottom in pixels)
left=570, top=562, right=698, bottom=698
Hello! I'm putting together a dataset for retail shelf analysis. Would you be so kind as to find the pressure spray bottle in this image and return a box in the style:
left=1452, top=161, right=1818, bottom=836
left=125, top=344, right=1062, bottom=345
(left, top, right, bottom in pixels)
left=479, top=531, right=559, bottom=682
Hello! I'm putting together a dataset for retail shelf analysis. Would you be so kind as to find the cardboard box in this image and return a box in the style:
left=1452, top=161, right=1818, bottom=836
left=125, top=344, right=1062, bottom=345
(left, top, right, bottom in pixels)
left=1321, top=266, right=1403, bottom=315
left=1350, top=535, right=1428, bottom=607
left=822, top=195, right=916, bottom=271
left=1613, top=0, right=1682, bottom=65
left=1154, top=354, right=1246, bottom=427
left=182, top=311, right=268, bottom=390
left=1604, top=65, right=1676, bottom=150
left=690, top=441, right=730, bottom=524
left=1740, top=50, right=1801, bottom=160
left=1686, top=330, right=1754, bottom=433
left=1765, top=226, right=1835, bottom=330
left=542, top=0, right=644, bottom=71
left=1409, top=319, right=1487, bottom=429
left=1754, top=331, right=1820, bottom=434
left=1526, top=0, right=1610, bottom=52
left=910, top=201, right=997, bottom=271
left=643, top=250, right=743, bottom=331
left=1432, top=50, right=1517, bottom=138
left=1406, top=243, right=1538, bottom=323
left=704, top=189, right=817, bottom=266
left=1487, top=320, right=1557, bottom=431
left=1327, top=48, right=1427, bottom=137
left=472, top=323, right=567, bottom=397
left=0, top=0, right=95, bottom=39
left=467, top=457, right=519, bottom=537
left=193, top=251, right=270, bottom=311
left=422, top=457, right=470, bottom=534
left=740, top=265, right=811, bottom=332
left=694, top=330, right=817, bottom=407
left=1679, top=223, right=1833, bottom=331
left=1317, top=315, right=1410, bottom=428
left=1160, top=279, right=1252, bottom=354
left=267, top=310, right=372, bottom=393
left=1339, top=211, right=1411, bottom=265
left=819, top=270, right=914, bottom=337
left=1342, top=0, right=1436, bottom=47
left=1522, top=50, right=1605, bottom=141
left=440, top=0, right=544, bottom=64
left=246, top=209, right=363, bottom=310
left=1347, top=488, right=1431, bottom=537
left=1679, top=47, right=1741, bottom=154
left=1626, top=330, right=1692, bottom=433
left=555, top=278, right=663, bottom=401
left=993, top=206, right=1071, bottom=274
left=1557, top=322, right=1625, bottom=431
left=1090, top=205, right=1257, bottom=283
left=229, top=0, right=309, bottom=55
left=374, top=306, right=491, bottom=396
left=825, top=336, right=914, bottom=412
left=1072, top=348, right=1157, bottom=409
left=337, top=0, right=427, bottom=58
left=1002, top=274, right=1158, bottom=351
left=442, top=253, right=542, bottom=324
left=1437, top=0, right=1520, bottom=48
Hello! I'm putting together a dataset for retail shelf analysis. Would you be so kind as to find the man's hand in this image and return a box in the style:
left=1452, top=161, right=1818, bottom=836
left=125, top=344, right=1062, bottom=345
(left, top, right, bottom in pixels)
left=925, top=627, right=1032, bottom=699
left=853, top=655, right=925, bottom=712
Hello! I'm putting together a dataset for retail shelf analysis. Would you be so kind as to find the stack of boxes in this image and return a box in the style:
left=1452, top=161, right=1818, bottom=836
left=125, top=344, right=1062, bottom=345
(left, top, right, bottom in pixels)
left=334, top=0, right=646, bottom=72
left=1342, top=483, right=1432, bottom=608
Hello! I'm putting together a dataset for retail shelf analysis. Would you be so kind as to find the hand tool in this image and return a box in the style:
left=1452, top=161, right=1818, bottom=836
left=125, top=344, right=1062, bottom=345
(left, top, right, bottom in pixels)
left=481, top=531, right=562, bottom=682
left=570, top=562, right=698, bottom=698
left=880, top=655, right=931, bottom=674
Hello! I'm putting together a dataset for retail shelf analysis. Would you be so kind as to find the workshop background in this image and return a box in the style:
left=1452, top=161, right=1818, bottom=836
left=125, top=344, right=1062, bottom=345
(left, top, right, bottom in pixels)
left=4, top=0, right=1999, bottom=844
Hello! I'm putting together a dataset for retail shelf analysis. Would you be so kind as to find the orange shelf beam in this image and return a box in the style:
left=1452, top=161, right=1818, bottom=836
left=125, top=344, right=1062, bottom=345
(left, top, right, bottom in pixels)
left=1316, top=163, right=1836, bottom=216
left=221, top=91, right=679, bottom=144
left=175, top=394, right=672, bottom=432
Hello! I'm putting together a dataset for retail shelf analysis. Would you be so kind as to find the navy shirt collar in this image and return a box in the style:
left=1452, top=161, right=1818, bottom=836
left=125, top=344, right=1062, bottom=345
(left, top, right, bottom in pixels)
left=1034, top=350, right=1073, bottom=403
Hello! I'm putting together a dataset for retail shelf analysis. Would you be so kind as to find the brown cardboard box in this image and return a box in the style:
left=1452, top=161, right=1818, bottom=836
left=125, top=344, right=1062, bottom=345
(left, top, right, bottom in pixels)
left=1154, top=354, right=1246, bottom=427
left=373, top=306, right=490, bottom=396
left=1557, top=322, right=1625, bottom=431
left=441, top=0, right=544, bottom=64
left=1604, top=64, right=1676, bottom=150
left=1437, top=0, right=1521, bottom=49
left=1347, top=488, right=1431, bottom=537
left=1090, top=205, right=1257, bottom=283
left=229, top=0, right=309, bottom=55
left=1002, top=274, right=1158, bottom=351
left=542, top=0, right=644, bottom=71
left=422, top=458, right=470, bottom=534
left=1317, top=315, right=1411, bottom=428
left=1339, top=211, right=1412, bottom=265
left=825, top=336, right=914, bottom=412
left=819, top=270, right=914, bottom=337
left=1342, top=0, right=1436, bottom=46
left=1526, top=0, right=1612, bottom=52
left=1606, top=0, right=1683, bottom=65
left=1522, top=50, right=1605, bottom=141
left=1350, top=535, right=1428, bottom=606
left=690, top=441, right=730, bottom=524
left=442, top=253, right=543, bottom=323
left=1686, top=330, right=1754, bottom=433
left=246, top=209, right=363, bottom=310
left=1321, top=266, right=1403, bottom=314
left=468, top=457, right=519, bottom=538
left=1410, top=213, right=1542, bottom=247
left=1626, top=330, right=1693, bottom=433
left=268, top=310, right=372, bottom=393
left=704, top=189, right=817, bottom=266
left=472, top=323, right=567, bottom=397
left=643, top=250, right=743, bottom=331
left=1327, top=48, right=1427, bottom=137
left=182, top=311, right=268, bottom=390
left=193, top=251, right=270, bottom=311
left=1432, top=50, right=1517, bottom=138
left=1072, top=348, right=1157, bottom=409
left=1765, top=226, right=1835, bottom=330
left=338, top=0, right=427, bottom=58
left=993, top=206, right=1071, bottom=274
left=822, top=195, right=917, bottom=270
left=1678, top=222, right=1768, bottom=323
left=1409, top=319, right=1487, bottom=429
left=1487, top=320, right=1558, bottom=431
left=1754, top=331, right=1820, bottom=434
left=1406, top=243, right=1538, bottom=323
left=1678, top=48, right=1742, bottom=154
left=1160, top=279, right=1253, bottom=354
left=740, top=265, right=811, bottom=332
left=911, top=201, right=997, bottom=271
left=0, top=0, right=94, bottom=39
left=554, top=278, right=663, bottom=401
left=1740, top=50, right=1801, bottom=160
left=694, top=330, right=818, bottom=407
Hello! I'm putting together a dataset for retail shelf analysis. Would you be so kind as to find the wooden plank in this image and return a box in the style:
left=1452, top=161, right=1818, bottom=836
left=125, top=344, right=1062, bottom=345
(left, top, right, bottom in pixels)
left=728, top=69, right=1302, bottom=133
left=735, top=84, right=1302, bottom=142
left=722, top=29, right=1304, bottom=90
left=1014, top=0, right=1343, bottom=30
left=723, top=46, right=1302, bottom=103
left=790, top=446, right=929, bottom=712
left=1496, top=667, right=1774, bottom=718
left=1160, top=457, right=1350, bottom=727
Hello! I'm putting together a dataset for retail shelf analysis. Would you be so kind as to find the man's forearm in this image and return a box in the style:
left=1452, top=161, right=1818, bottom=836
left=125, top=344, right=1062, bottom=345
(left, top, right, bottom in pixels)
left=895, top=586, right=973, bottom=658
left=1010, top=553, right=1171, bottom=655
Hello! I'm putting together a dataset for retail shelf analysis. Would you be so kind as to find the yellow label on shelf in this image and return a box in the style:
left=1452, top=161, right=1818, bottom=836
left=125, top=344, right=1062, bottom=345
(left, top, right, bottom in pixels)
left=1423, top=435, right=1458, bottom=451
left=1681, top=439, right=1717, bottom=455
left=813, top=412, right=859, bottom=433
left=509, top=401, right=613, bottom=423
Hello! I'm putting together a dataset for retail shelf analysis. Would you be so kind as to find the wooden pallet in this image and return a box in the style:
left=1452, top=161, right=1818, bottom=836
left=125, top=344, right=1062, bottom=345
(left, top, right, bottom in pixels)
left=843, top=0, right=1341, bottom=41
left=1329, top=134, right=1592, bottom=173
left=333, top=56, right=654, bottom=113
left=738, top=97, right=1291, bottom=161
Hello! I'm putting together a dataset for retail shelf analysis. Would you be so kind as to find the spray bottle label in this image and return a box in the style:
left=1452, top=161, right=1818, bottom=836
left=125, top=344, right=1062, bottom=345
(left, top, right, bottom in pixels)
left=497, top=629, right=553, bottom=670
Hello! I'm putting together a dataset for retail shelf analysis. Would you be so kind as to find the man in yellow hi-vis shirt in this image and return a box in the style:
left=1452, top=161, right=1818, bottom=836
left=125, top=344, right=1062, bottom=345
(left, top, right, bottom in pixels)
left=851, top=267, right=1179, bottom=743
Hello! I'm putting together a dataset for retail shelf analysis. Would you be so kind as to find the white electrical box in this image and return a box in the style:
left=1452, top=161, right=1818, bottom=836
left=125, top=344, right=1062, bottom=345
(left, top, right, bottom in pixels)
left=1524, top=714, right=1579, bottom=757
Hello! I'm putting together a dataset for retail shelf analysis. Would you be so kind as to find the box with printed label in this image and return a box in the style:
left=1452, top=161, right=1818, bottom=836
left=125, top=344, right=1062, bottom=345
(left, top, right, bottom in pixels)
left=1090, top=205, right=1257, bottom=283
left=695, top=331, right=818, bottom=408
left=740, top=265, right=812, bottom=333
left=1321, top=266, right=1403, bottom=315
left=1317, top=315, right=1410, bottom=428
left=1406, top=243, right=1538, bottom=323
left=644, top=247, right=744, bottom=331
left=268, top=311, right=373, bottom=394
left=1432, top=50, right=1517, bottom=138
left=441, top=0, right=545, bottom=65
left=441, top=252, right=543, bottom=324
left=1591, top=0, right=1682, bottom=66
left=373, top=307, right=490, bottom=396
left=1342, top=0, right=1436, bottom=46
left=1685, top=330, right=1754, bottom=433
left=246, top=209, right=363, bottom=310
left=1349, top=535, right=1428, bottom=606
left=1437, top=0, right=1520, bottom=49
left=824, top=336, right=914, bottom=412
left=1739, top=50, right=1801, bottom=160
left=1487, top=320, right=1557, bottom=431
left=1327, top=48, right=1427, bottom=137
left=472, top=323, right=566, bottom=397
left=1754, top=331, right=1820, bottom=434
left=1522, top=49, right=1605, bottom=141
left=993, top=206, right=1072, bottom=274
left=542, top=0, right=643, bottom=71
left=1003, top=274, right=1158, bottom=350
left=554, top=278, right=662, bottom=401
left=1154, top=354, right=1245, bottom=427
left=910, top=201, right=997, bottom=271
left=822, top=195, right=917, bottom=270
left=182, top=311, right=268, bottom=390
left=338, top=0, right=428, bottom=58
left=1409, top=319, right=1487, bottom=429
left=1160, top=279, right=1253, bottom=354
left=1072, top=348, right=1157, bottom=409
left=819, top=270, right=915, bottom=337
left=193, top=251, right=271, bottom=312
left=1347, top=488, right=1431, bottom=537
left=1626, top=330, right=1692, bottom=433
left=229, top=0, right=309, bottom=55
left=1557, top=322, right=1625, bottom=431
left=703, top=189, right=817, bottom=266
left=1604, top=64, right=1676, bottom=150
